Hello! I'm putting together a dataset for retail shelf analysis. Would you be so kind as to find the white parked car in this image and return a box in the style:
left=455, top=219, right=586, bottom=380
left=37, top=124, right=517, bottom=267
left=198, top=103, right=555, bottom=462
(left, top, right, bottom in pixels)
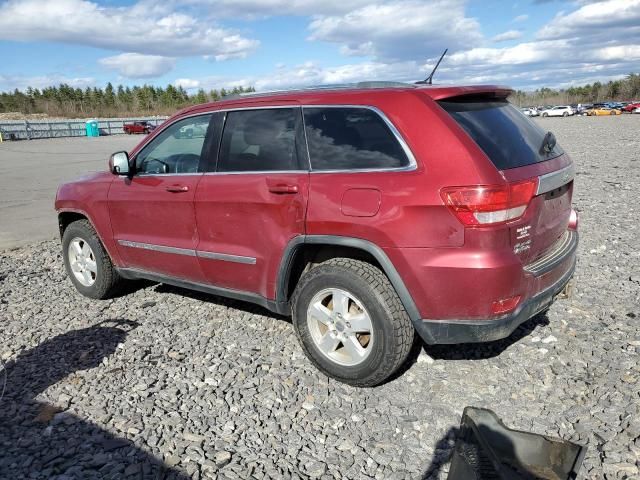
left=540, top=106, right=575, bottom=117
left=520, top=107, right=539, bottom=117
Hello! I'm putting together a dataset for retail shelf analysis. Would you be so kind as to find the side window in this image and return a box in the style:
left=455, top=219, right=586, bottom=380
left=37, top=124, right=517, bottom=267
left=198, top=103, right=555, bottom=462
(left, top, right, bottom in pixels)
left=303, top=107, right=409, bottom=170
left=217, top=108, right=301, bottom=172
left=135, top=114, right=211, bottom=175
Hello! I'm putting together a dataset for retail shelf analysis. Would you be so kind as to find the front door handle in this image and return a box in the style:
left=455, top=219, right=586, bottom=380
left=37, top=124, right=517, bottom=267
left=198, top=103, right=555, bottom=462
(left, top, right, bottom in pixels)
left=166, top=185, right=189, bottom=193
left=268, top=183, right=298, bottom=194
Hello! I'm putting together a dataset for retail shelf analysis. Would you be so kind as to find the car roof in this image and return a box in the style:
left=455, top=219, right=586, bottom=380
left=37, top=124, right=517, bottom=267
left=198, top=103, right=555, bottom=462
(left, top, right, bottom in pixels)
left=176, top=82, right=513, bottom=116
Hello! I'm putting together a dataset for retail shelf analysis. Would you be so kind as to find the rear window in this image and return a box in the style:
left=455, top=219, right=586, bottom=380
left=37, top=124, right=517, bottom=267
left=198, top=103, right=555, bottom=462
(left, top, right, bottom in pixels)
left=439, top=98, right=564, bottom=170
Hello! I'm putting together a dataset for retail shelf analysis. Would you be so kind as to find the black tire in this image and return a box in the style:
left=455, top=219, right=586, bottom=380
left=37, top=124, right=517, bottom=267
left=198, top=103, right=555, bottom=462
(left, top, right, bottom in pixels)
left=291, top=258, right=415, bottom=387
left=62, top=219, right=122, bottom=299
left=563, top=112, right=568, bottom=117
left=542, top=112, right=548, bottom=117
left=610, top=111, right=616, bottom=115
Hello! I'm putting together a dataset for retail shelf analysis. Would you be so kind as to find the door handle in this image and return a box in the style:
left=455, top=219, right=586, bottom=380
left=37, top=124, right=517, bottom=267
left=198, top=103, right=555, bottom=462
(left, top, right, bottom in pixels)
left=268, top=183, right=298, bottom=194
left=166, top=185, right=189, bottom=193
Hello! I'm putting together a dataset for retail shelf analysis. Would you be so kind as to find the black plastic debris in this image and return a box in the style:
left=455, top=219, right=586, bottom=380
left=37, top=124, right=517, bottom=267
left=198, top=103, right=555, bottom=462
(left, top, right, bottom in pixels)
left=448, top=407, right=586, bottom=480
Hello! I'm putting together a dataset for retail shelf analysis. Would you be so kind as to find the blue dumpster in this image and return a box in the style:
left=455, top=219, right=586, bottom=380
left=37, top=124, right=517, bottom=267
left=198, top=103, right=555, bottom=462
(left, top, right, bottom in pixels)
left=85, top=120, right=99, bottom=137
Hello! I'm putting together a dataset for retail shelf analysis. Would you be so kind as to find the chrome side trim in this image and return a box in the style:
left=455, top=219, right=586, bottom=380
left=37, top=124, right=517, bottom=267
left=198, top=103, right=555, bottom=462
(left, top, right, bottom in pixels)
left=118, top=239, right=257, bottom=265
left=524, top=230, right=578, bottom=276
left=197, top=251, right=257, bottom=265
left=118, top=240, right=196, bottom=257
left=537, top=164, right=575, bottom=195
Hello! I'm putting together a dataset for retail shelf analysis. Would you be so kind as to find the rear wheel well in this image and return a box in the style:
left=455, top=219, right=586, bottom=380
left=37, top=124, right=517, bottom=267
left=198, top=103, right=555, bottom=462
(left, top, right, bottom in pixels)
left=284, top=244, right=383, bottom=301
left=58, top=211, right=88, bottom=237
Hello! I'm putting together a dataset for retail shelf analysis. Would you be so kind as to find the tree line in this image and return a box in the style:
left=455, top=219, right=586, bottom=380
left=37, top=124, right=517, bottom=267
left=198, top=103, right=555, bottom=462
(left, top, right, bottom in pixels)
left=2, top=73, right=639, bottom=117
left=510, top=73, right=640, bottom=107
left=0, top=83, right=256, bottom=118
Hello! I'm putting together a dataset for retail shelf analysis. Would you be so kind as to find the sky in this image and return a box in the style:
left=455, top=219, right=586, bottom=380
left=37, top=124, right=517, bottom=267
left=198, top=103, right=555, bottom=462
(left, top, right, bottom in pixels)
left=0, top=0, right=639, bottom=93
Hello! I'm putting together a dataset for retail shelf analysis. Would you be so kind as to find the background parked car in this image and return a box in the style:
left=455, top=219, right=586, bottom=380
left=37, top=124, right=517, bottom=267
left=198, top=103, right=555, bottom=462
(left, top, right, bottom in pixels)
left=622, top=102, right=640, bottom=112
left=123, top=121, right=156, bottom=134
left=520, top=107, right=539, bottom=117
left=585, top=107, right=622, bottom=116
left=540, top=105, right=575, bottom=117
left=577, top=103, right=593, bottom=115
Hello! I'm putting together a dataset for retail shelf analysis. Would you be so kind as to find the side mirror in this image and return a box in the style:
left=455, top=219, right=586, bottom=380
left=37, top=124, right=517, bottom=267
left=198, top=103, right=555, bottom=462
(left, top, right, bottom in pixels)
left=109, top=151, right=130, bottom=175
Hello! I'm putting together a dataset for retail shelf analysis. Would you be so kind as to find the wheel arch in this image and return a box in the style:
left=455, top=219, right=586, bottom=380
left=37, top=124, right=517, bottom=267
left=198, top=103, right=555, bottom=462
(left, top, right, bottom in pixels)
left=57, top=208, right=120, bottom=266
left=276, top=235, right=421, bottom=322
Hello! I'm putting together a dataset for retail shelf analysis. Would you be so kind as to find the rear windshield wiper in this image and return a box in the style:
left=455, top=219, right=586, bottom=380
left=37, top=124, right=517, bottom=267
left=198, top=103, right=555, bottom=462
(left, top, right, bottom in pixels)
left=540, top=131, right=557, bottom=155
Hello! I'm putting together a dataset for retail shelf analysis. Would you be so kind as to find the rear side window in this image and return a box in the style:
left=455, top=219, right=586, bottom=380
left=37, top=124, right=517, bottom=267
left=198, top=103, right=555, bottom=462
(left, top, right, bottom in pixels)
left=439, top=98, right=564, bottom=170
left=303, top=107, right=409, bottom=170
left=217, top=108, right=302, bottom=172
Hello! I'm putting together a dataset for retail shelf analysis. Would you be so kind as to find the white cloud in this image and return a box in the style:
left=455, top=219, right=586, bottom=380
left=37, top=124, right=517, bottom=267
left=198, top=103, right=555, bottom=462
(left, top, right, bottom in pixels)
left=513, top=14, right=529, bottom=22
left=174, top=78, right=201, bottom=90
left=99, top=54, right=176, bottom=78
left=0, top=75, right=95, bottom=92
left=538, top=0, right=640, bottom=40
left=308, top=0, right=482, bottom=61
left=492, top=30, right=523, bottom=42
left=0, top=0, right=259, bottom=59
left=182, top=0, right=372, bottom=17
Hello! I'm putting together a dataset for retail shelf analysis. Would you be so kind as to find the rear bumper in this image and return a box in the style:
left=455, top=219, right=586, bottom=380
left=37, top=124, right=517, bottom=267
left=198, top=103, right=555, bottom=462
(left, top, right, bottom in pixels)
left=414, top=237, right=577, bottom=345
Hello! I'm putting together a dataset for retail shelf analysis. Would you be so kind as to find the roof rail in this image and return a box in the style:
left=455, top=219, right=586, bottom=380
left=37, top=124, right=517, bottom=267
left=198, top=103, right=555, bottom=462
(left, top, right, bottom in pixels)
left=220, top=80, right=416, bottom=100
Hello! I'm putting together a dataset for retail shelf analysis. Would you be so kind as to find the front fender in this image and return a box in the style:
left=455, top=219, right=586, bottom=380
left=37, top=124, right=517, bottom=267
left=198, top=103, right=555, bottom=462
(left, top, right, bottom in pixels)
left=56, top=172, right=122, bottom=266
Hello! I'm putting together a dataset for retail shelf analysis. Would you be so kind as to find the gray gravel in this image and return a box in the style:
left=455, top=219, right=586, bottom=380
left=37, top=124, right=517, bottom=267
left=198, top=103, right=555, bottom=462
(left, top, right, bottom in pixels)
left=1, top=115, right=639, bottom=479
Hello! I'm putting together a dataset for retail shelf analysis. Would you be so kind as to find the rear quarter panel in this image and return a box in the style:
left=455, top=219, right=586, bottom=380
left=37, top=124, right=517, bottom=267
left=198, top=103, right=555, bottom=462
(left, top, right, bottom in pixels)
left=305, top=90, right=505, bottom=248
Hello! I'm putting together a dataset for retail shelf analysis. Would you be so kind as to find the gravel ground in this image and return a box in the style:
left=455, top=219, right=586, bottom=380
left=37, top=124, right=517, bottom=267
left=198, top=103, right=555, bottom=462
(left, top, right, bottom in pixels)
left=1, top=115, right=639, bottom=479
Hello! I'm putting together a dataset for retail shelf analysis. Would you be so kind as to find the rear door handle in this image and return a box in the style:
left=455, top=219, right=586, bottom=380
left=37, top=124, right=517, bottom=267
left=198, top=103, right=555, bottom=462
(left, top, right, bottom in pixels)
left=268, top=183, right=298, bottom=194
left=166, top=185, right=189, bottom=193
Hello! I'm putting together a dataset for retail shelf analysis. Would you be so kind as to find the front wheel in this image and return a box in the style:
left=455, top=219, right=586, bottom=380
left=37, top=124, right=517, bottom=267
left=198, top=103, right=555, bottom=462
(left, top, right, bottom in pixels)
left=62, top=219, right=122, bottom=299
left=563, top=112, right=568, bottom=117
left=542, top=113, right=548, bottom=117
left=291, top=258, right=414, bottom=387
left=610, top=111, right=616, bottom=115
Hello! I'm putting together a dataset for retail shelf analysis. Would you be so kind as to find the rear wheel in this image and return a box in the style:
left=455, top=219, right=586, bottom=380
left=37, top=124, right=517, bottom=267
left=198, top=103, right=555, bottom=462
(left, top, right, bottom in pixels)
left=62, top=220, right=122, bottom=299
left=291, top=258, right=414, bottom=387
left=542, top=112, right=548, bottom=117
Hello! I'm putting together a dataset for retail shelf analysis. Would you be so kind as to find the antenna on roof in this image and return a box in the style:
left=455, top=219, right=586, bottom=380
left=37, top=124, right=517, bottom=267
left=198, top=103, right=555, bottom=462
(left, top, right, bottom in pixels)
left=416, top=48, right=448, bottom=85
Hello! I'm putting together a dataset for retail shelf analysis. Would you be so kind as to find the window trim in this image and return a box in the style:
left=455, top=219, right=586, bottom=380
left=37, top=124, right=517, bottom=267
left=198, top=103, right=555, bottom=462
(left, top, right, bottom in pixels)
left=301, top=105, right=417, bottom=173
left=214, top=106, right=307, bottom=174
left=132, top=104, right=418, bottom=176
left=131, top=113, right=214, bottom=177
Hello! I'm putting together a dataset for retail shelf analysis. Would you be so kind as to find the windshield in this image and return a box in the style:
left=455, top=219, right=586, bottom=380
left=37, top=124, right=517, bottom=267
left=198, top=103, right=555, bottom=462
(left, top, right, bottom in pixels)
left=439, top=98, right=564, bottom=170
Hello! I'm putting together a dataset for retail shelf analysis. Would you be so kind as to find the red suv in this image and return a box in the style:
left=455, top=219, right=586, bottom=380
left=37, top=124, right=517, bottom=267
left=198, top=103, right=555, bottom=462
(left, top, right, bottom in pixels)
left=56, top=83, right=578, bottom=387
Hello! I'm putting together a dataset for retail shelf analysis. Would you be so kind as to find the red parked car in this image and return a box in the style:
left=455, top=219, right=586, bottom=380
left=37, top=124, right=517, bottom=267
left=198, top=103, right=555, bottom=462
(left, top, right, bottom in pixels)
left=622, top=102, right=640, bottom=112
left=55, top=83, right=578, bottom=386
left=123, top=121, right=156, bottom=134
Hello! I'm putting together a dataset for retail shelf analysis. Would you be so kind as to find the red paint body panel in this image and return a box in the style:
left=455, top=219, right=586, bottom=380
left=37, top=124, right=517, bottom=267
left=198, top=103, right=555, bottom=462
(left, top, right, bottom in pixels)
left=55, top=84, right=578, bottom=328
left=107, top=175, right=205, bottom=281
left=55, top=172, right=123, bottom=266
left=193, top=172, right=309, bottom=298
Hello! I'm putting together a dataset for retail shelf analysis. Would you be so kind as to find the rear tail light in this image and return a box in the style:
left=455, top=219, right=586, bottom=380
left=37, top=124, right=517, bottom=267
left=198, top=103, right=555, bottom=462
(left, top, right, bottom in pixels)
left=491, top=295, right=521, bottom=315
left=440, top=179, right=538, bottom=227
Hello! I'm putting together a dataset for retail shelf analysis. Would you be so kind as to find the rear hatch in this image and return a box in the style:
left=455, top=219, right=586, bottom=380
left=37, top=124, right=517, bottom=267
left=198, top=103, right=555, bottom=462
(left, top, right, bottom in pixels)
left=438, top=96, right=573, bottom=265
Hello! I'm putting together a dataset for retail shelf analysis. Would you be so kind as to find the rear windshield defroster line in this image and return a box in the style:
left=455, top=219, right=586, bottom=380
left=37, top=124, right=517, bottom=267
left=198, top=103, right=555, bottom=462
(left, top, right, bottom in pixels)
left=439, top=98, right=564, bottom=170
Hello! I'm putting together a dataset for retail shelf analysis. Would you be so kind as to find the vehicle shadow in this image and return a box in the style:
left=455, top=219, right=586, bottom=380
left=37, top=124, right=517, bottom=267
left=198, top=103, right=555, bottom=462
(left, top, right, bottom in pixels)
left=385, top=313, right=550, bottom=383
left=154, top=283, right=291, bottom=322
left=0, top=319, right=189, bottom=479
left=422, top=312, right=550, bottom=361
left=419, top=427, right=459, bottom=480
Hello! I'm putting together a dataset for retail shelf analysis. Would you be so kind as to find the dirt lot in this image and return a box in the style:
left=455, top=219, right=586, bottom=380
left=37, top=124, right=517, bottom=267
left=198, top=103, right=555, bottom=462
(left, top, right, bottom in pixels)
left=0, top=135, right=140, bottom=249
left=1, top=116, right=639, bottom=479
